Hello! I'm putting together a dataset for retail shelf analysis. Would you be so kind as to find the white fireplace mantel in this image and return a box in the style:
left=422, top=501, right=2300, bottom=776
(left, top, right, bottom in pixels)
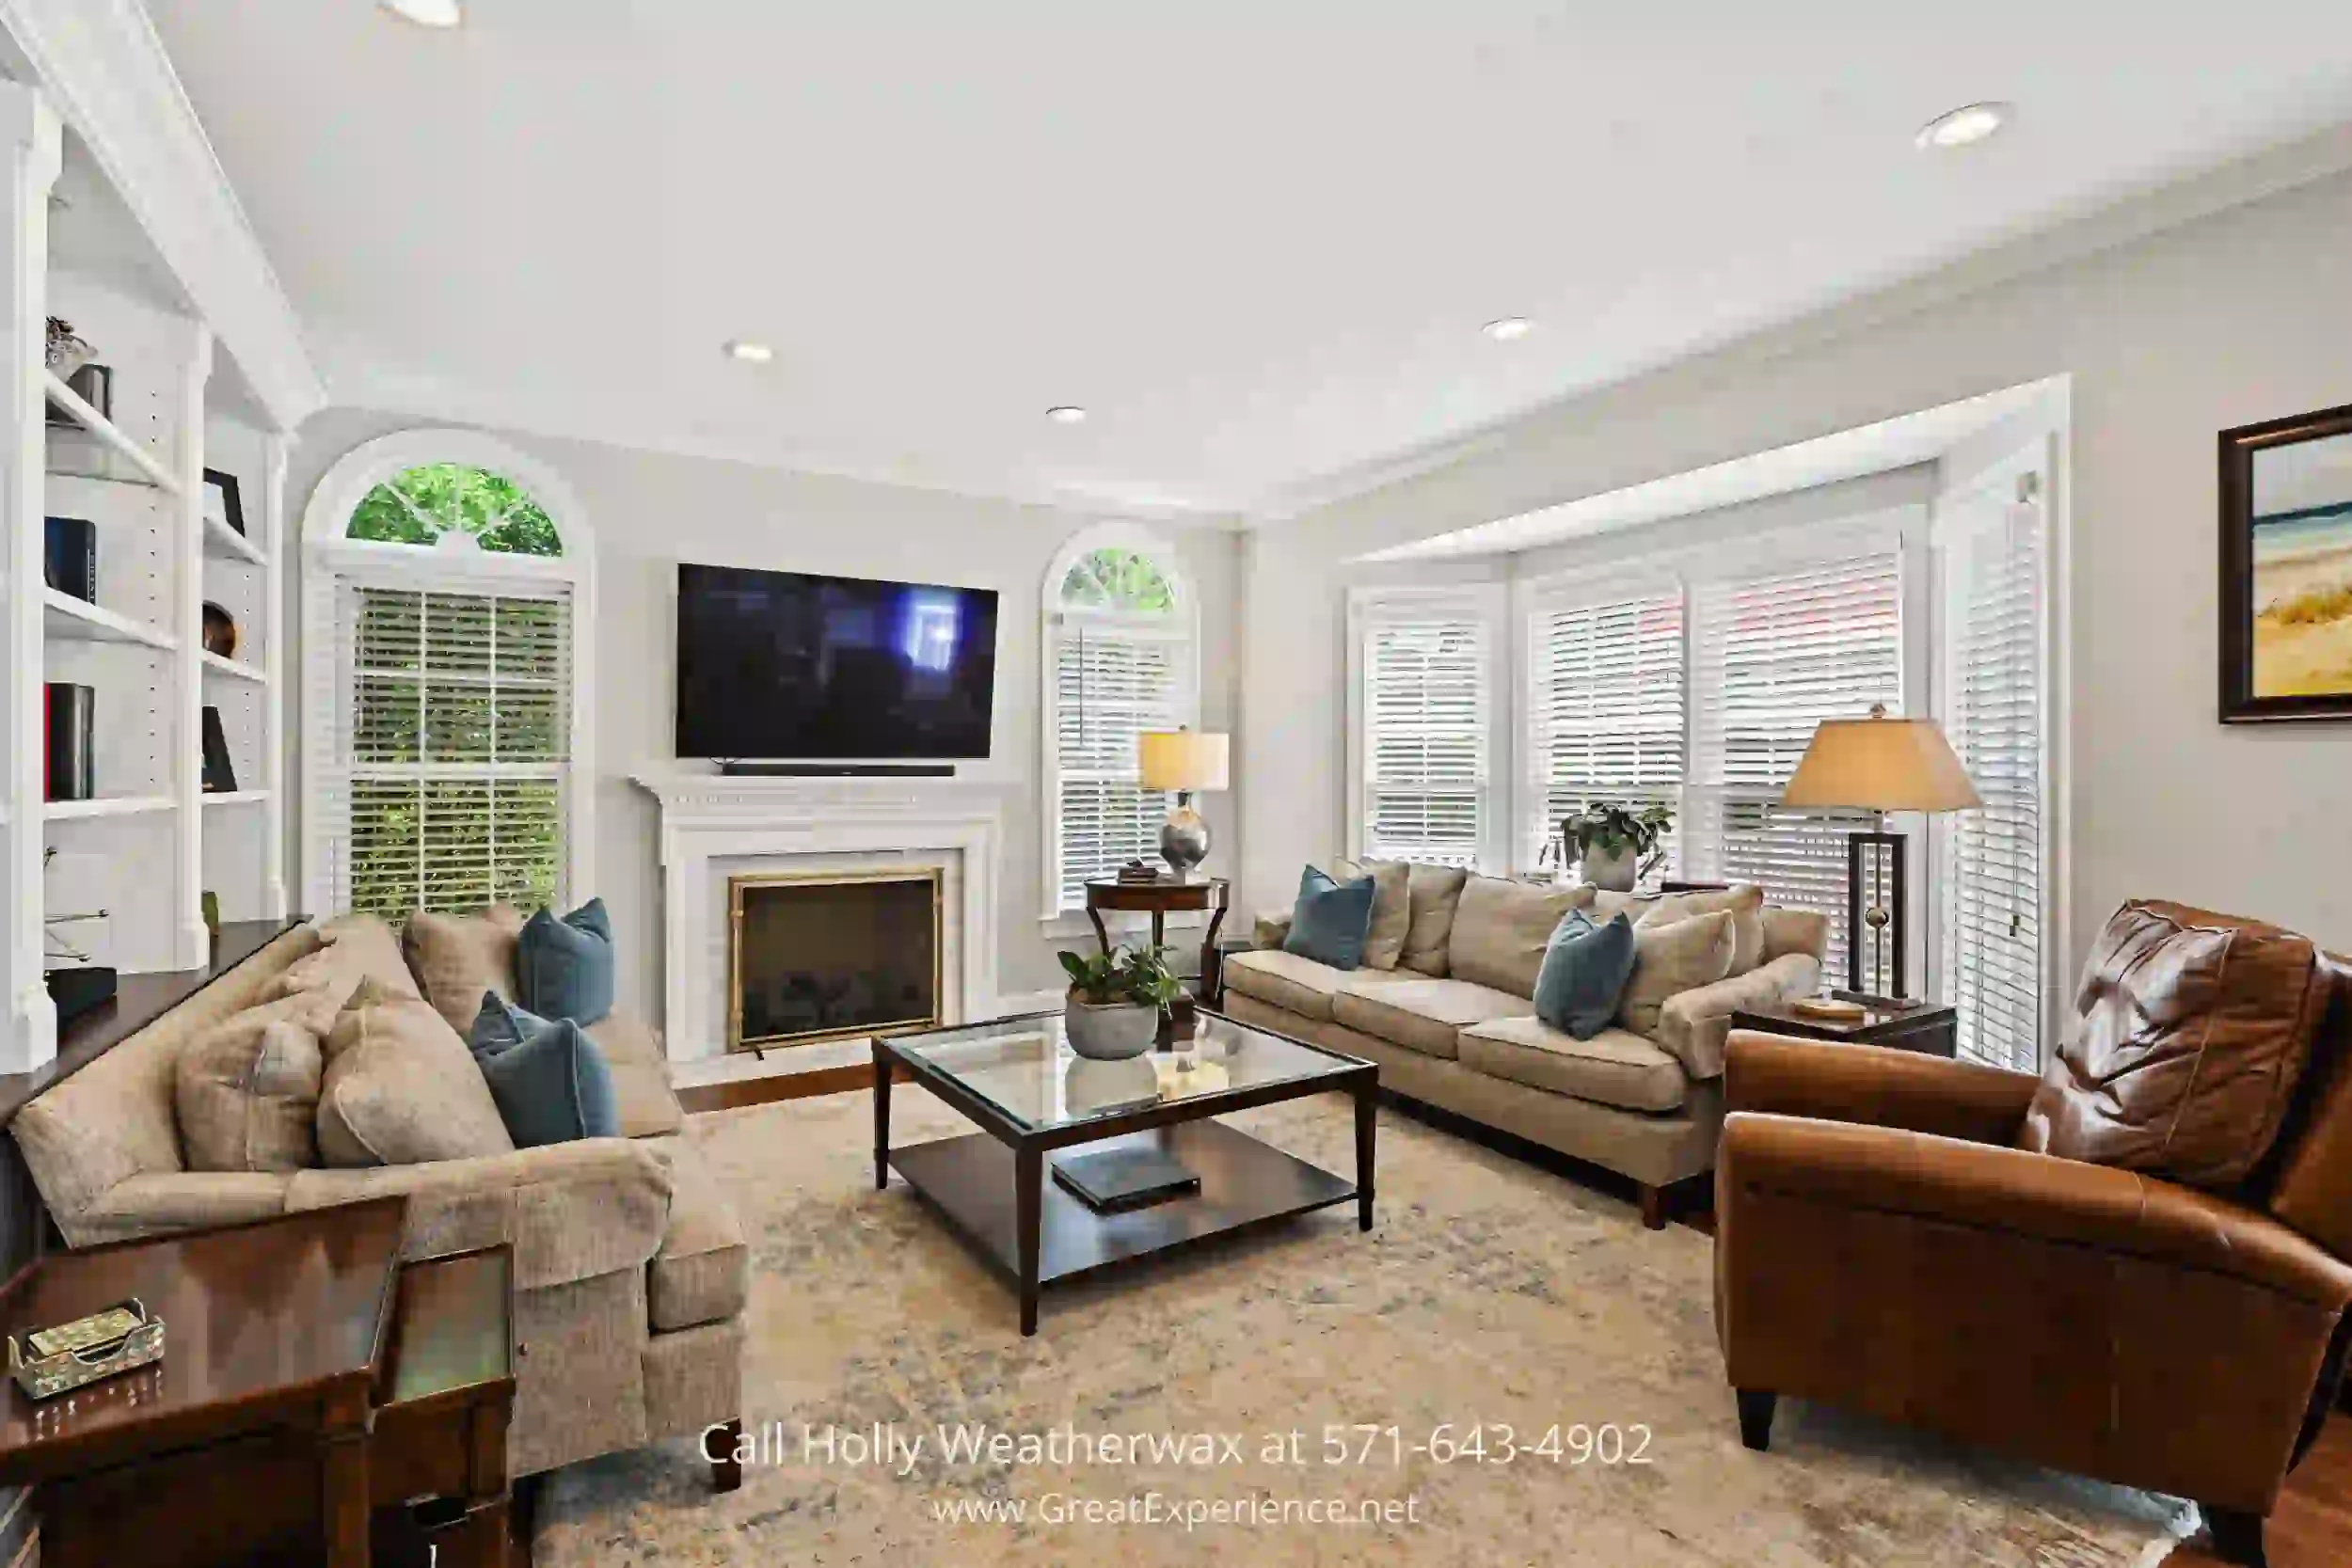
left=630, top=770, right=1008, bottom=1062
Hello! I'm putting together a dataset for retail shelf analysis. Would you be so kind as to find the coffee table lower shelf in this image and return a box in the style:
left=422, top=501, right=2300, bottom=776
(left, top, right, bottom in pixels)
left=890, top=1120, right=1357, bottom=1314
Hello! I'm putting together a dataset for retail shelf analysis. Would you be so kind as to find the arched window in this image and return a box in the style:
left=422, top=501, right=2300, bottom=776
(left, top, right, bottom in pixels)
left=300, top=432, right=594, bottom=918
left=1041, top=526, right=1197, bottom=914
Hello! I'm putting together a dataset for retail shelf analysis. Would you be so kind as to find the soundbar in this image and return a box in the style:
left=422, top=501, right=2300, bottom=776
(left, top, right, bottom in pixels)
left=718, top=762, right=956, bottom=779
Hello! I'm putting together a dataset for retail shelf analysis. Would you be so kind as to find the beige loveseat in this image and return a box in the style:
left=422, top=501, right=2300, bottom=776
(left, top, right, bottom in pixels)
left=1225, top=871, right=1826, bottom=1225
left=9, top=916, right=746, bottom=1481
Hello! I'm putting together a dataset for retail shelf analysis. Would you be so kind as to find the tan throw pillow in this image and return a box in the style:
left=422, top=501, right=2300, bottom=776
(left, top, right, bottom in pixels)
left=1616, top=911, right=1737, bottom=1038
left=175, top=990, right=342, bottom=1173
left=1639, top=884, right=1765, bottom=975
left=1588, top=889, right=1661, bottom=926
left=2019, top=899, right=2327, bottom=1191
left=1335, top=858, right=1411, bottom=970
left=403, top=905, right=528, bottom=1036
left=1760, top=907, right=1832, bottom=965
left=318, top=980, right=516, bottom=1168
left=271, top=913, right=421, bottom=1005
left=1448, top=878, right=1595, bottom=997
left=1398, top=863, right=1472, bottom=977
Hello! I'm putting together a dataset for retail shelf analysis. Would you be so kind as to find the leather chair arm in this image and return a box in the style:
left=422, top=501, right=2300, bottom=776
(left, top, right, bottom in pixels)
left=1722, top=1112, right=2352, bottom=1307
left=1726, top=1029, right=2040, bottom=1144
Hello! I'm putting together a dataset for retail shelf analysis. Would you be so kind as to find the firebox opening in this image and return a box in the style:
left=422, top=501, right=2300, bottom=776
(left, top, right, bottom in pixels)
left=728, top=869, right=942, bottom=1050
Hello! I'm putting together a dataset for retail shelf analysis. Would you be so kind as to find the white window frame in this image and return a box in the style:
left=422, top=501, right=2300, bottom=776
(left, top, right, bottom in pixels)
left=1039, top=522, right=1199, bottom=924
left=1928, top=443, right=2063, bottom=1069
left=1515, top=569, right=1687, bottom=873
left=1345, top=582, right=1510, bottom=873
left=299, top=429, right=596, bottom=916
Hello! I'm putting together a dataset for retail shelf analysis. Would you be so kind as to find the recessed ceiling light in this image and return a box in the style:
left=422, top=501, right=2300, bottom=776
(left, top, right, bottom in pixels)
left=1046, top=405, right=1089, bottom=424
left=1483, top=318, right=1533, bottom=341
left=724, top=341, right=774, bottom=364
left=1915, top=102, right=2010, bottom=150
left=379, top=0, right=462, bottom=26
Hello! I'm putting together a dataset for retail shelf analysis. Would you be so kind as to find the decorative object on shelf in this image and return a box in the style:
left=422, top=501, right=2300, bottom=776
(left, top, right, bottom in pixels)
left=1780, top=704, right=1980, bottom=1001
left=199, top=705, right=237, bottom=793
left=43, top=515, right=95, bottom=601
left=1562, top=800, right=1675, bottom=893
left=1137, top=727, right=1229, bottom=879
left=2219, top=401, right=2352, bottom=721
left=1057, top=943, right=1181, bottom=1060
left=41, top=855, right=117, bottom=1024
left=1051, top=1145, right=1201, bottom=1212
left=201, top=466, right=246, bottom=536
left=8, top=1300, right=165, bottom=1401
left=43, top=682, right=94, bottom=800
left=47, top=360, right=112, bottom=427
left=44, top=315, right=92, bottom=378
left=1114, top=858, right=1162, bottom=884
left=1791, top=996, right=1868, bottom=1022
left=200, top=600, right=239, bottom=658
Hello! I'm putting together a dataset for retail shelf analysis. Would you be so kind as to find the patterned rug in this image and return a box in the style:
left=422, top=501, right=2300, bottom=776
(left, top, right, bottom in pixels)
left=533, top=1087, right=2195, bottom=1566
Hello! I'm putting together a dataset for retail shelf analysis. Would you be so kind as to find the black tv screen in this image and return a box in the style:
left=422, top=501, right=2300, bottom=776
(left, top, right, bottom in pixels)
left=675, top=563, right=999, bottom=760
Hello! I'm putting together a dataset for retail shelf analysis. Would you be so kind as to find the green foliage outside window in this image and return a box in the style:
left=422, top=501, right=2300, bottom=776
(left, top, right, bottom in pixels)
left=347, top=463, right=562, bottom=556
left=1059, top=546, right=1176, bottom=613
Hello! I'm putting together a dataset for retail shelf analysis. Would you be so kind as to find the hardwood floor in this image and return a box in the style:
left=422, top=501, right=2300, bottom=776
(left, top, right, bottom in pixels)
left=693, top=1072, right=2352, bottom=1565
left=2164, top=1416, right=2352, bottom=1567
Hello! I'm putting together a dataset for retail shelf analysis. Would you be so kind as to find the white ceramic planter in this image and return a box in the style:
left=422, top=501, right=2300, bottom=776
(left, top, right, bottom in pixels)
left=1581, top=842, right=1640, bottom=892
left=1063, top=993, right=1159, bottom=1060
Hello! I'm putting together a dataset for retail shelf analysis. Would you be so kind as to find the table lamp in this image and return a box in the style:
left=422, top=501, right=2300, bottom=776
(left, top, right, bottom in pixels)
left=1138, top=728, right=1229, bottom=879
left=1779, top=705, right=1979, bottom=1001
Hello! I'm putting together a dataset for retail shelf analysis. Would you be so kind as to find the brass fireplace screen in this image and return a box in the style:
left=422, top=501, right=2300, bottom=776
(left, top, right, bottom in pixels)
left=727, top=868, right=944, bottom=1051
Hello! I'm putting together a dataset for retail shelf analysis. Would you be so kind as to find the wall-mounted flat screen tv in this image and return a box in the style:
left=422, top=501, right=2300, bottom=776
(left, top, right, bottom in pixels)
left=675, top=562, right=999, bottom=760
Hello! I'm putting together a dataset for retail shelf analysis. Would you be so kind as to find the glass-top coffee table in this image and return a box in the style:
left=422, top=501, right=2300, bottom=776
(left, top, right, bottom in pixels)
left=874, top=1009, right=1377, bottom=1336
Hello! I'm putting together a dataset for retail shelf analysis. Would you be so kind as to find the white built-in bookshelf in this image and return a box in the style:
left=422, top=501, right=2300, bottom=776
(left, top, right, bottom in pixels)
left=1, top=76, right=297, bottom=1073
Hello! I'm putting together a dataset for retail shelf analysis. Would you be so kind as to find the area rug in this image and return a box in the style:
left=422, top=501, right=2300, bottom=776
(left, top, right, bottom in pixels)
left=533, top=1088, right=2195, bottom=1566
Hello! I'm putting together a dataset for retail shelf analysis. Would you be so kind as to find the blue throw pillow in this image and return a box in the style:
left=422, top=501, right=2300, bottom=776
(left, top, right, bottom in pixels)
left=1533, top=910, right=1639, bottom=1039
left=516, top=897, right=614, bottom=1024
left=468, top=991, right=619, bottom=1147
left=1282, top=865, right=1377, bottom=971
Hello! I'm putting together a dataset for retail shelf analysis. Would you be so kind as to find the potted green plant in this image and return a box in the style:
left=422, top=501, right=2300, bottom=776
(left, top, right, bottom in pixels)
left=1562, top=800, right=1675, bottom=892
left=1058, top=944, right=1183, bottom=1060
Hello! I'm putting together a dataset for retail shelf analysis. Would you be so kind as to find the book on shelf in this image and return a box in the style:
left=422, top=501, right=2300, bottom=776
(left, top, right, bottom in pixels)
left=43, top=515, right=95, bottom=601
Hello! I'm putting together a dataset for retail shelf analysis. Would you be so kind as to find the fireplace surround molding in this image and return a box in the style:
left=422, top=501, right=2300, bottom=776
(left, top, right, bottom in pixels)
left=630, top=771, right=1007, bottom=1063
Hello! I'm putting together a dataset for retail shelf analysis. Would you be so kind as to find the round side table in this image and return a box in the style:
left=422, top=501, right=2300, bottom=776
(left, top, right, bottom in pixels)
left=1082, top=876, right=1232, bottom=995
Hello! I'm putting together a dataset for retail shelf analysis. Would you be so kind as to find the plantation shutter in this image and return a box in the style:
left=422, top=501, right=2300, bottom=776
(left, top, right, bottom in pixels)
left=1053, top=619, right=1184, bottom=910
left=317, top=578, right=573, bottom=916
left=1686, top=550, right=1902, bottom=975
left=1941, top=498, right=2043, bottom=1071
left=1530, top=589, right=1685, bottom=868
left=1360, top=613, right=1486, bottom=866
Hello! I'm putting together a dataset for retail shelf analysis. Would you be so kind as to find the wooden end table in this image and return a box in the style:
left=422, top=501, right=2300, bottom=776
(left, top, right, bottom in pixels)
left=0, top=1201, right=519, bottom=1568
left=0, top=1197, right=410, bottom=1568
left=1083, top=875, right=1231, bottom=993
left=1730, top=996, right=1960, bottom=1057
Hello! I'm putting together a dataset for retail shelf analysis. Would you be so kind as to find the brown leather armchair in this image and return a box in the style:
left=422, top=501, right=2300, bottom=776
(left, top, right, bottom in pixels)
left=1715, top=962, right=2352, bottom=1568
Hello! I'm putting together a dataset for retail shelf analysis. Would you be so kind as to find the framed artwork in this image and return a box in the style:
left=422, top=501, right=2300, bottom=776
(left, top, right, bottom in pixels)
left=201, top=467, right=245, bottom=536
left=2220, top=403, right=2352, bottom=722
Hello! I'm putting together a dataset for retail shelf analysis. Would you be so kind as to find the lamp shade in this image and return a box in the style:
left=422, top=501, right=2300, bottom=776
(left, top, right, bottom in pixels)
left=1779, top=710, right=1980, bottom=813
left=1138, top=730, right=1230, bottom=792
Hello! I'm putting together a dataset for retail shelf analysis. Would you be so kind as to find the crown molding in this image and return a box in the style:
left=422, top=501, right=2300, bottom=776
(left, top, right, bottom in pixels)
left=1244, top=119, right=2352, bottom=531
left=0, top=0, right=326, bottom=432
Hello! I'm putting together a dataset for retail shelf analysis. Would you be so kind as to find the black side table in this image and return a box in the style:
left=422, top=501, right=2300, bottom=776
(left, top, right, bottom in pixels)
left=1730, top=997, right=1960, bottom=1057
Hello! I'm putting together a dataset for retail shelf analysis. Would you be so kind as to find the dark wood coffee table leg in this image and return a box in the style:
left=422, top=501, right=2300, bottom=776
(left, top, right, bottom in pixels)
left=1200, top=896, right=1229, bottom=1000
left=1015, top=1145, right=1042, bottom=1336
left=1354, top=1085, right=1376, bottom=1232
left=872, top=1042, right=892, bottom=1190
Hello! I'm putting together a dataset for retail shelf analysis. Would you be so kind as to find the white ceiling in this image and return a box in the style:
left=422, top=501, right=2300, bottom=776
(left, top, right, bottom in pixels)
left=145, top=2, right=2352, bottom=521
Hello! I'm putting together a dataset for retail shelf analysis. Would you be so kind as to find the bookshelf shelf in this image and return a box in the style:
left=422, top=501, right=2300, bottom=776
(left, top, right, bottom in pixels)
left=41, top=370, right=181, bottom=493
left=42, top=589, right=178, bottom=651
left=200, top=650, right=265, bottom=685
left=203, top=512, right=264, bottom=565
left=43, top=796, right=176, bottom=822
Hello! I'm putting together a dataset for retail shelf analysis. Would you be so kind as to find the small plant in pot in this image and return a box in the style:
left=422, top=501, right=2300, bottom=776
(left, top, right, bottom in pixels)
left=1059, top=944, right=1183, bottom=1060
left=1562, top=800, right=1675, bottom=893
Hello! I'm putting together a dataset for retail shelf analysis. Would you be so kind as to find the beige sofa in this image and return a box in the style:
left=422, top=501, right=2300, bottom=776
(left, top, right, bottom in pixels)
left=9, top=917, right=746, bottom=1482
left=1225, top=871, right=1826, bottom=1225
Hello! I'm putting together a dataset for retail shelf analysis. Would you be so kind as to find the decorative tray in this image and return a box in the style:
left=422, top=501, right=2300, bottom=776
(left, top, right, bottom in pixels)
left=8, top=1299, right=165, bottom=1400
